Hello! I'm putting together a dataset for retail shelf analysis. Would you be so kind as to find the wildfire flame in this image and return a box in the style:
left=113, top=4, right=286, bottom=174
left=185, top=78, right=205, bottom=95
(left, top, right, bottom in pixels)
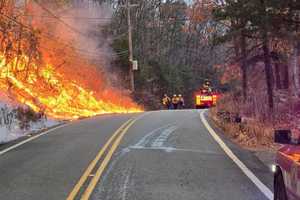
left=0, top=2, right=142, bottom=119
left=0, top=53, right=142, bottom=119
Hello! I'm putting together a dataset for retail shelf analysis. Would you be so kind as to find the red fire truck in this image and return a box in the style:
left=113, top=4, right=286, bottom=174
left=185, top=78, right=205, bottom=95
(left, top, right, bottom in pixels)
left=195, top=89, right=218, bottom=109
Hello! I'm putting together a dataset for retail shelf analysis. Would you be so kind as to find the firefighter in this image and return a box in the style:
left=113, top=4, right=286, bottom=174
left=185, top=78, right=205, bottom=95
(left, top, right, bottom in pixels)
left=178, top=94, right=185, bottom=109
left=162, top=94, right=171, bottom=109
left=172, top=94, right=179, bottom=110
left=203, top=79, right=212, bottom=93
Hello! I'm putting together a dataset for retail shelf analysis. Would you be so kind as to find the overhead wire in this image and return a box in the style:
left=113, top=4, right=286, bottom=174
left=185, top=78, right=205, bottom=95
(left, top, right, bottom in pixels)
left=24, top=15, right=112, bottom=21
left=28, top=1, right=129, bottom=54
left=31, top=0, right=90, bottom=38
left=30, top=0, right=131, bottom=43
left=0, top=13, right=128, bottom=58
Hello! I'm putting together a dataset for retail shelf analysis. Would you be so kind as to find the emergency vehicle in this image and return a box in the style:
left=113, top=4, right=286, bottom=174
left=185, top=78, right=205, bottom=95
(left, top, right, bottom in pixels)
left=274, top=130, right=300, bottom=200
left=194, top=89, right=218, bottom=109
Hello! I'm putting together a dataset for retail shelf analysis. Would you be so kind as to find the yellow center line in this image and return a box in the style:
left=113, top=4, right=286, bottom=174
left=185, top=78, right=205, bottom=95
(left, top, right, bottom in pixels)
left=80, top=118, right=138, bottom=200
left=66, top=118, right=133, bottom=200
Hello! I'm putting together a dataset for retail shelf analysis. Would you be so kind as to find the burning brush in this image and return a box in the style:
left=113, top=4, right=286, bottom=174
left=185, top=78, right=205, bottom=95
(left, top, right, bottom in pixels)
left=0, top=1, right=142, bottom=119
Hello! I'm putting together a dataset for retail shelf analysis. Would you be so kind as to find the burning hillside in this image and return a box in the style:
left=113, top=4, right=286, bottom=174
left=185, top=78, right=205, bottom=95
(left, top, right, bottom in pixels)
left=0, top=1, right=142, bottom=119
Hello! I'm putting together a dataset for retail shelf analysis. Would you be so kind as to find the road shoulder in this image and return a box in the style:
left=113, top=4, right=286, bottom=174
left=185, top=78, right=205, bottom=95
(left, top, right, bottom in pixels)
left=0, top=123, right=66, bottom=154
left=203, top=110, right=274, bottom=192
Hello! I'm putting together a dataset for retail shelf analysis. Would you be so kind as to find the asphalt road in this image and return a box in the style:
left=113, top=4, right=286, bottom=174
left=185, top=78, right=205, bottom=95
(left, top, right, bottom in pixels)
left=0, top=110, right=274, bottom=200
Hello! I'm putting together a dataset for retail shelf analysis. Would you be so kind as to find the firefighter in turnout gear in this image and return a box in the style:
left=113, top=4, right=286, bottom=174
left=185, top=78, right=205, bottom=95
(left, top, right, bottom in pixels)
left=162, top=94, right=171, bottom=109
left=178, top=94, right=185, bottom=109
left=203, top=79, right=212, bottom=93
left=172, top=94, right=179, bottom=110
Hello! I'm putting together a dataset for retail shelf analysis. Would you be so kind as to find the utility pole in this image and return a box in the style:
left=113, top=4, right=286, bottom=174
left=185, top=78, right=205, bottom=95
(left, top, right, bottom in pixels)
left=126, top=0, right=136, bottom=92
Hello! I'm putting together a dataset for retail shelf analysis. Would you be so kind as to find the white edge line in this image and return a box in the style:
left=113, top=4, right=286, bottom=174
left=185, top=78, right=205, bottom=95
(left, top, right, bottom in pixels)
left=200, top=110, right=274, bottom=200
left=0, top=123, right=68, bottom=156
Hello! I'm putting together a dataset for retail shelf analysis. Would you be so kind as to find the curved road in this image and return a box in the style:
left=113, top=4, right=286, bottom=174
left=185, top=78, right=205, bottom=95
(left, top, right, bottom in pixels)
left=0, top=110, right=273, bottom=200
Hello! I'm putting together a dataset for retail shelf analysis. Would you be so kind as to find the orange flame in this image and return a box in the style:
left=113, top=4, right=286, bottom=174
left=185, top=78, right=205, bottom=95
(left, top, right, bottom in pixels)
left=0, top=53, right=142, bottom=119
left=0, top=2, right=142, bottom=119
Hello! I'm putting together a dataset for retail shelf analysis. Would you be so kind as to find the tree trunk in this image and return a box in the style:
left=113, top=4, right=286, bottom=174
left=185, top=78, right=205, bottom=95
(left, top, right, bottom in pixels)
left=262, top=33, right=274, bottom=111
left=240, top=34, right=248, bottom=101
left=291, top=40, right=300, bottom=97
left=274, top=62, right=282, bottom=89
left=282, top=64, right=290, bottom=89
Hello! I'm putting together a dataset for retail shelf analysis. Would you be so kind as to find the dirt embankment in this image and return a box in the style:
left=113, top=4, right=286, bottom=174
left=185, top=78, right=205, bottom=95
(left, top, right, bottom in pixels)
left=208, top=92, right=300, bottom=151
left=209, top=107, right=279, bottom=151
left=209, top=104, right=281, bottom=167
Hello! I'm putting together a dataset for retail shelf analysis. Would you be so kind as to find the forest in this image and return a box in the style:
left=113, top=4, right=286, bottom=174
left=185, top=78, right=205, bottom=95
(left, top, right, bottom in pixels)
left=99, top=0, right=300, bottom=146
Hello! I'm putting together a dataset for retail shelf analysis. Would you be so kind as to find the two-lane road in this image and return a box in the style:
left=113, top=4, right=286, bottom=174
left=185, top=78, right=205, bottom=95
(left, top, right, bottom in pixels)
left=0, top=110, right=273, bottom=200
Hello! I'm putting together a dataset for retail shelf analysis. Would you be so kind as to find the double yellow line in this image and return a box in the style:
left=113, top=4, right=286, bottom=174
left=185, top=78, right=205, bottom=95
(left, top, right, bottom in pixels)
left=66, top=118, right=136, bottom=200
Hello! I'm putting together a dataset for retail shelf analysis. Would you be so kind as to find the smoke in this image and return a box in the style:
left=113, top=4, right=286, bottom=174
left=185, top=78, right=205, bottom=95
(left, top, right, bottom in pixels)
left=28, top=0, right=126, bottom=89
left=34, top=0, right=114, bottom=66
left=59, top=0, right=114, bottom=66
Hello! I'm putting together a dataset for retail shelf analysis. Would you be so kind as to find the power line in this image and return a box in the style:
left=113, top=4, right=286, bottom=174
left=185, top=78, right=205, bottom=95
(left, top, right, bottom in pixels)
left=0, top=12, right=128, bottom=58
left=24, top=15, right=112, bottom=21
left=32, top=0, right=90, bottom=38
left=29, top=1, right=128, bottom=53
left=0, top=12, right=76, bottom=50
left=37, top=44, right=128, bottom=64
left=39, top=34, right=129, bottom=57
left=39, top=46, right=105, bottom=62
